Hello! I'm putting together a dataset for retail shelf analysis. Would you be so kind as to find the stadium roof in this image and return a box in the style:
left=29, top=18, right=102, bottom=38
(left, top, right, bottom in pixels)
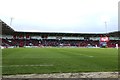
left=1, top=20, right=119, bottom=37
left=108, top=31, right=120, bottom=37
left=1, top=19, right=15, bottom=35
left=14, top=31, right=106, bottom=37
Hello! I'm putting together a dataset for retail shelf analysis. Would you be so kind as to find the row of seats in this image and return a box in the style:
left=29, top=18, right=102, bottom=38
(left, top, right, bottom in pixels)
left=1, top=38, right=120, bottom=48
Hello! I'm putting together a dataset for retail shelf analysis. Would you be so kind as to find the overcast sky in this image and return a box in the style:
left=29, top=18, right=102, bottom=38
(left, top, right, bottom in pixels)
left=0, top=0, right=119, bottom=33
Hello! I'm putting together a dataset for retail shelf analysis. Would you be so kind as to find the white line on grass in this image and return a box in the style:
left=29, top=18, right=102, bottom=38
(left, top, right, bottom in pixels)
left=76, top=54, right=94, bottom=58
left=3, top=64, right=54, bottom=67
left=59, top=50, right=94, bottom=58
left=89, top=56, right=94, bottom=57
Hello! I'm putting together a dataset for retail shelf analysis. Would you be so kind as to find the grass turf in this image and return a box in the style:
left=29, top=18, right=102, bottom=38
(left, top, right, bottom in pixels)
left=2, top=47, right=118, bottom=75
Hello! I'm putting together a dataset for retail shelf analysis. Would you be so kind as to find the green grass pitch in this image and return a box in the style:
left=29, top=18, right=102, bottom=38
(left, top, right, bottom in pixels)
left=2, top=47, right=118, bottom=75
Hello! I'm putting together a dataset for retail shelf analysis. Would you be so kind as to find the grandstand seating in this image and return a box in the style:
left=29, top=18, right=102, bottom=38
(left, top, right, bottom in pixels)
left=1, top=38, right=119, bottom=48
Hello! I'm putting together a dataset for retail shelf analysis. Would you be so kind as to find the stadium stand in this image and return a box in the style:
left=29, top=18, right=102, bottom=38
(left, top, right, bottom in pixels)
left=1, top=20, right=120, bottom=48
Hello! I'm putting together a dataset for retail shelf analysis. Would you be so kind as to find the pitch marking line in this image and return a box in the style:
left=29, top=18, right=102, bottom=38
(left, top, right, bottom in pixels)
left=77, top=54, right=94, bottom=58
left=59, top=50, right=94, bottom=58
left=2, top=64, right=54, bottom=67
